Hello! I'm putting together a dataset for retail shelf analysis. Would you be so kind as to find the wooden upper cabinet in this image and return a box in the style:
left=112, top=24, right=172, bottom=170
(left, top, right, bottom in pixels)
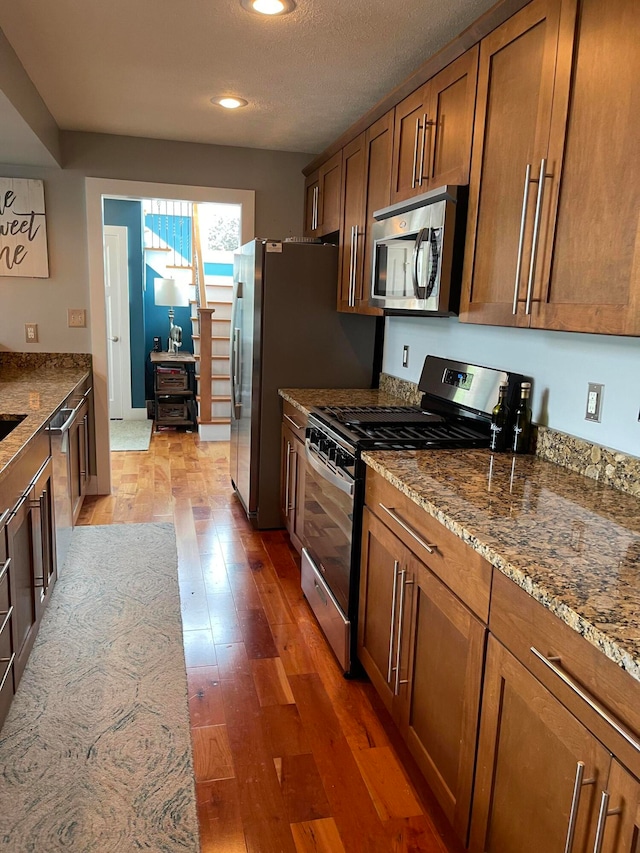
left=532, top=0, right=640, bottom=335
left=338, top=133, right=367, bottom=312
left=338, top=111, right=392, bottom=315
left=304, top=151, right=342, bottom=238
left=390, top=47, right=478, bottom=205
left=459, top=0, right=572, bottom=328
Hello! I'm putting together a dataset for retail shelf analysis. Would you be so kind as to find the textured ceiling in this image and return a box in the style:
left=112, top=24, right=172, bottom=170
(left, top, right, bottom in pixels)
left=0, top=0, right=498, bottom=156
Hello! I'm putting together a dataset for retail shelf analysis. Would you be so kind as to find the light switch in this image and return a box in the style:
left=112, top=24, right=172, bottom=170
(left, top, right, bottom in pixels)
left=68, top=308, right=86, bottom=328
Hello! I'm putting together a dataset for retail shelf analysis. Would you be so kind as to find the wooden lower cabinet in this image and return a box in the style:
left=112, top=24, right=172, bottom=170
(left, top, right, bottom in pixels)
left=280, top=404, right=308, bottom=553
left=359, top=506, right=486, bottom=843
left=469, top=635, right=640, bottom=853
left=601, top=760, right=640, bottom=853
left=6, top=457, right=56, bottom=688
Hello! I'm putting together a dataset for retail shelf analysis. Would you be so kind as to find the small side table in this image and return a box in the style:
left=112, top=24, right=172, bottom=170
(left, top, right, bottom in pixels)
left=150, top=352, right=197, bottom=430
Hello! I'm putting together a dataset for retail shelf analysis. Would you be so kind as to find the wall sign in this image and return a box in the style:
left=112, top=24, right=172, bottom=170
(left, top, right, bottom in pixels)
left=0, top=178, right=49, bottom=277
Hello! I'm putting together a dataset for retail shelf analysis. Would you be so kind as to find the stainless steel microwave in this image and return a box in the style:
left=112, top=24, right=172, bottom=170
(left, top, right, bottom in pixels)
left=369, top=185, right=466, bottom=316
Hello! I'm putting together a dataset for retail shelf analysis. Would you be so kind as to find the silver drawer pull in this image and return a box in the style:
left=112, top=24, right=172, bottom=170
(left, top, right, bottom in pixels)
left=564, top=761, right=595, bottom=853
left=387, top=560, right=400, bottom=684
left=0, top=652, right=14, bottom=693
left=592, top=790, right=621, bottom=853
left=379, top=504, right=437, bottom=554
left=531, top=647, right=640, bottom=754
left=283, top=413, right=304, bottom=431
left=0, top=605, right=13, bottom=638
left=0, top=557, right=10, bottom=586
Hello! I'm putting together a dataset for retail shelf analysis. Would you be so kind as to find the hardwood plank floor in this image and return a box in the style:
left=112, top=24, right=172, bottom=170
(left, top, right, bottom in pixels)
left=78, top=431, right=463, bottom=853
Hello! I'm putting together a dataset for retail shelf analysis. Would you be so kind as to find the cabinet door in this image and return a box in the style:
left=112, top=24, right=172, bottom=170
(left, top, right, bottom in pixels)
left=304, top=172, right=319, bottom=237
left=317, top=151, right=342, bottom=236
left=0, top=513, right=15, bottom=728
left=358, top=508, right=407, bottom=713
left=338, top=133, right=367, bottom=312
left=7, top=492, right=38, bottom=687
left=399, top=553, right=485, bottom=843
left=390, top=86, right=428, bottom=204
left=459, top=0, right=571, bottom=327
left=281, top=424, right=297, bottom=535
left=360, top=111, right=393, bottom=315
left=424, top=46, right=479, bottom=188
left=470, top=636, right=610, bottom=853
left=532, top=0, right=640, bottom=335
left=31, top=458, right=56, bottom=620
left=599, top=759, right=640, bottom=853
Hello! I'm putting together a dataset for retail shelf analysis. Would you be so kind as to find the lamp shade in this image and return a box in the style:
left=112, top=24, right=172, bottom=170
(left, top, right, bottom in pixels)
left=154, top=277, right=189, bottom=307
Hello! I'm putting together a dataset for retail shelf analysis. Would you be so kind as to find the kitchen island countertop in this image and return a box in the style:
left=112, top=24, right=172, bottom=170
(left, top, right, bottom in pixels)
left=279, top=387, right=640, bottom=684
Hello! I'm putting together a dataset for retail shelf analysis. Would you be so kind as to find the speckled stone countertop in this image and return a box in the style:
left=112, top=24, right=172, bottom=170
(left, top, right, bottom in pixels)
left=278, top=384, right=640, bottom=684
left=0, top=355, right=91, bottom=486
left=363, top=448, right=640, bottom=683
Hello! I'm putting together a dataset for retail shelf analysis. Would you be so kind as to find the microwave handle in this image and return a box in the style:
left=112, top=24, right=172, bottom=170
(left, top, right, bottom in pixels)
left=412, top=227, right=430, bottom=299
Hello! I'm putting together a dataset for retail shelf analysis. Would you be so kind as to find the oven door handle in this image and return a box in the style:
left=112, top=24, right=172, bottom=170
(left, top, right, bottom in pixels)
left=305, top=441, right=354, bottom=498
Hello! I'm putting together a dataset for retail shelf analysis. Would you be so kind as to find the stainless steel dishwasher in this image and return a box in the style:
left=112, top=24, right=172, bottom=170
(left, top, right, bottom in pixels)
left=47, top=407, right=74, bottom=575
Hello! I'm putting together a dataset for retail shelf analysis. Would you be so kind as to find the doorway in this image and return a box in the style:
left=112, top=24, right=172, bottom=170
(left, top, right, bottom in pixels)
left=86, top=177, right=255, bottom=495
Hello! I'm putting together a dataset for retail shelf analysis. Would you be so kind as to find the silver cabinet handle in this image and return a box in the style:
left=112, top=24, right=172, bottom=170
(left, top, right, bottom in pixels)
left=284, top=440, right=292, bottom=516
left=394, top=569, right=414, bottom=695
left=531, top=648, right=640, bottom=754
left=0, top=556, right=10, bottom=586
left=283, top=413, right=304, bottom=431
left=411, top=117, right=421, bottom=189
left=0, top=605, right=13, bottom=639
left=351, top=227, right=360, bottom=307
left=513, top=164, right=533, bottom=314
left=0, top=653, right=15, bottom=694
left=525, top=158, right=551, bottom=315
left=313, top=579, right=327, bottom=606
left=387, top=560, right=400, bottom=683
left=564, top=761, right=595, bottom=853
left=418, top=113, right=428, bottom=186
left=592, top=791, right=621, bottom=853
left=312, top=185, right=319, bottom=231
left=379, top=504, right=437, bottom=554
left=109, top=335, right=119, bottom=342
left=349, top=225, right=356, bottom=307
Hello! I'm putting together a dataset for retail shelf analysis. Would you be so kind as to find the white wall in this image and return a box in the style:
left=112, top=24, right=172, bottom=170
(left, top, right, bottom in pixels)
left=383, top=316, right=640, bottom=457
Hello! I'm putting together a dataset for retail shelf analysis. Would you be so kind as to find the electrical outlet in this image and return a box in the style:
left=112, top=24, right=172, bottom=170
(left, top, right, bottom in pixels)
left=402, top=345, right=409, bottom=368
left=68, top=308, right=86, bottom=328
left=585, top=382, right=604, bottom=422
left=25, top=323, right=38, bottom=343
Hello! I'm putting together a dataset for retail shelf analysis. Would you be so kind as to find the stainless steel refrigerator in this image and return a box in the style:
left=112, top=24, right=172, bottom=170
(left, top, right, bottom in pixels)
left=230, top=238, right=380, bottom=529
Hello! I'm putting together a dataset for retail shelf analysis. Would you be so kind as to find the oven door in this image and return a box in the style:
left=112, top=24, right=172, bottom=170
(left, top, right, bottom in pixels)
left=302, top=440, right=354, bottom=671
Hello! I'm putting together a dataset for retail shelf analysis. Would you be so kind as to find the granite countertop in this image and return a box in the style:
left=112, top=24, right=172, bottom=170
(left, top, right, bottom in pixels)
left=278, top=386, right=640, bottom=685
left=363, top=448, right=640, bottom=683
left=0, top=358, right=91, bottom=485
left=279, top=387, right=411, bottom=414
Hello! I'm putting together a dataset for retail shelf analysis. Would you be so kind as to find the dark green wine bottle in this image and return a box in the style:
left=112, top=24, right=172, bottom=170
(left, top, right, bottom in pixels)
left=489, top=382, right=510, bottom=452
left=512, top=381, right=532, bottom=454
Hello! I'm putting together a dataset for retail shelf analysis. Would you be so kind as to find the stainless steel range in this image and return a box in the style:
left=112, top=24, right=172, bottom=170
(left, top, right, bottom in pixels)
left=300, top=355, right=528, bottom=675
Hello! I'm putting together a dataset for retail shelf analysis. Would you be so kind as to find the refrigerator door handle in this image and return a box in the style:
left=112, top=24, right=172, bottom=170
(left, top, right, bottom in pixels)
left=230, top=281, right=243, bottom=420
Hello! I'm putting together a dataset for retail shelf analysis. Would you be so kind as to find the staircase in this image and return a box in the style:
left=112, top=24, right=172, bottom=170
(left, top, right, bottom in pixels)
left=191, top=206, right=232, bottom=441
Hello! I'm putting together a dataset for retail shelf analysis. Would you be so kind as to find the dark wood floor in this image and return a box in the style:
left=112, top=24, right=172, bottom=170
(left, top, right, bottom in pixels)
left=78, top=431, right=461, bottom=853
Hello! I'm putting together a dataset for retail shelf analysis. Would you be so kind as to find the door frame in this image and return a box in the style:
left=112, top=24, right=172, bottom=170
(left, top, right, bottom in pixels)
left=86, top=177, right=255, bottom=495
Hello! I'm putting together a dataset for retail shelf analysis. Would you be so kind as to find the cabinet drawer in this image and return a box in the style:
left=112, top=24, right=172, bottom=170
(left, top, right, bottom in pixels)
left=490, top=570, right=640, bottom=777
left=156, top=368, right=188, bottom=392
left=157, top=398, right=189, bottom=421
left=365, top=468, right=491, bottom=622
left=282, top=401, right=308, bottom=443
left=0, top=557, right=14, bottom=727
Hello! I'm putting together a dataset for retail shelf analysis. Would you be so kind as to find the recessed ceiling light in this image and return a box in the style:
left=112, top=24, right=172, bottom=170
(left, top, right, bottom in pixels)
left=240, top=0, right=296, bottom=15
left=211, top=97, right=249, bottom=109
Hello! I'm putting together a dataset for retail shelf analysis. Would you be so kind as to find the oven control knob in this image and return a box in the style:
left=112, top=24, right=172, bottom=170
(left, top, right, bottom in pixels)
left=318, top=438, right=329, bottom=455
left=327, top=444, right=337, bottom=462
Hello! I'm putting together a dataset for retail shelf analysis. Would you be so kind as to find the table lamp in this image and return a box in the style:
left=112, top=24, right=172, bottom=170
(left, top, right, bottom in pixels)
left=154, top=278, right=190, bottom=353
